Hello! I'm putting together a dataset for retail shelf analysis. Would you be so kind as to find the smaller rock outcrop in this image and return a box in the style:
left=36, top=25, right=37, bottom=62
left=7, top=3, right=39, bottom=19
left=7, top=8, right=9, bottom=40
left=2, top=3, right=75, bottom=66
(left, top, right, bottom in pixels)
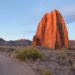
left=69, top=40, right=75, bottom=50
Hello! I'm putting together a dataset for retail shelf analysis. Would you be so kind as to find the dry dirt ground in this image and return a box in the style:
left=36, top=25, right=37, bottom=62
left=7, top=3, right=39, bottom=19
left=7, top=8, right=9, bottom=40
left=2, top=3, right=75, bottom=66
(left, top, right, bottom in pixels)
left=0, top=46, right=75, bottom=75
left=26, top=48, right=75, bottom=75
left=0, top=52, right=37, bottom=75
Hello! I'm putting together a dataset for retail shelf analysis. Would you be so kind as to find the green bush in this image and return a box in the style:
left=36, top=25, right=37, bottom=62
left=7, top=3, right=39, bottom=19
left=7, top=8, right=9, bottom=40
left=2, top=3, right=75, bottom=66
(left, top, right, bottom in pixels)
left=15, top=47, right=43, bottom=61
left=41, top=69, right=52, bottom=75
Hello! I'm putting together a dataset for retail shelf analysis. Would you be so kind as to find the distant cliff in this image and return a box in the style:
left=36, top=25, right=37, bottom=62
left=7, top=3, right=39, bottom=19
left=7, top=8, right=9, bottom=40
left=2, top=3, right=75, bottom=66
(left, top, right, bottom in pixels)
left=0, top=38, right=32, bottom=46
left=69, top=40, right=75, bottom=49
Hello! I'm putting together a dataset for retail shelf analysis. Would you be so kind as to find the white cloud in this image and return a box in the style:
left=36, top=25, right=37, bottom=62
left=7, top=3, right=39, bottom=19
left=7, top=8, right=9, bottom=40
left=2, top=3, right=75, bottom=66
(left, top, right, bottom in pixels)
left=34, top=1, right=75, bottom=24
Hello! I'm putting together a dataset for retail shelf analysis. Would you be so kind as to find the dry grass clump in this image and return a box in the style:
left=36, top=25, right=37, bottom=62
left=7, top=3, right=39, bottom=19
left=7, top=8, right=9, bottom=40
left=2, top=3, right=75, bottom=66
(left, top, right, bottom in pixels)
left=15, top=46, right=43, bottom=61
left=40, top=69, right=52, bottom=75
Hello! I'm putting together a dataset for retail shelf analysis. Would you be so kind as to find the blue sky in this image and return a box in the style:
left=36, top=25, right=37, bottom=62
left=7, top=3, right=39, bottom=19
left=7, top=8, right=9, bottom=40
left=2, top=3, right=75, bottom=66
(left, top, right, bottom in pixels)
left=0, top=0, right=75, bottom=40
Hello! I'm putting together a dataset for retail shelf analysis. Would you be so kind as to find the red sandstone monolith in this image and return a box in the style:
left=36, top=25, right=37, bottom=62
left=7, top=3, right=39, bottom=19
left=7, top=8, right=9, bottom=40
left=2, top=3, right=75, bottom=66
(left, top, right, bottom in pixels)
left=32, top=10, right=68, bottom=49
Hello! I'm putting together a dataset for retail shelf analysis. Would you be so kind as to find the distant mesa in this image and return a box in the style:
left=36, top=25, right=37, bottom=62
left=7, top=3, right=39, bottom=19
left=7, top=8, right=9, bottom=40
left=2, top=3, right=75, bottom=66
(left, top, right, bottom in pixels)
left=32, top=9, right=69, bottom=49
left=69, top=40, right=75, bottom=50
left=16, top=39, right=31, bottom=43
left=15, top=39, right=32, bottom=46
left=0, top=38, right=32, bottom=46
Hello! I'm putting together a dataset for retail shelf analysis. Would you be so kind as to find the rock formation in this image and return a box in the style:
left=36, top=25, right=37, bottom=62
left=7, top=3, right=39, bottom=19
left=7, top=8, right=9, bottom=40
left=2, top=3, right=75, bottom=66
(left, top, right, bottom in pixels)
left=69, top=40, right=75, bottom=50
left=0, top=38, right=31, bottom=46
left=32, top=9, right=68, bottom=49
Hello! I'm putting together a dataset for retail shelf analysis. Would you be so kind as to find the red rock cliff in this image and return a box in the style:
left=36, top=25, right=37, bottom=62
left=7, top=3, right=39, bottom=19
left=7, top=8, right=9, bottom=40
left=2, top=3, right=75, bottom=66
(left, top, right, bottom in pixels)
left=32, top=10, right=68, bottom=49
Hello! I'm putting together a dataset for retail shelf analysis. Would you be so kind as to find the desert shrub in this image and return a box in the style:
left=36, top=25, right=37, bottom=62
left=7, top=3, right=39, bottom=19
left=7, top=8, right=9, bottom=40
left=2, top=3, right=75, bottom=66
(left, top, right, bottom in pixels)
left=57, top=52, right=67, bottom=60
left=57, top=52, right=68, bottom=66
left=0, top=46, right=5, bottom=52
left=15, top=50, right=26, bottom=61
left=15, top=47, right=43, bottom=61
left=41, top=69, right=52, bottom=75
left=7, top=47, right=15, bottom=52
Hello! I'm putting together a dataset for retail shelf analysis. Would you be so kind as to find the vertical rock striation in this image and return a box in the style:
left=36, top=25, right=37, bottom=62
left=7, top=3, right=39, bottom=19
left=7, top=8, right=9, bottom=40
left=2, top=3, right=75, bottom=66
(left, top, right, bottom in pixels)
left=32, top=10, right=68, bottom=49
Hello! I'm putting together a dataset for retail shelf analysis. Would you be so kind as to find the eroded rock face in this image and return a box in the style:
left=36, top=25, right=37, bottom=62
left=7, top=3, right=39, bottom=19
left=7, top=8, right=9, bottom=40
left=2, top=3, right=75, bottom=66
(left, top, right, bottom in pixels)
left=32, top=10, right=68, bottom=49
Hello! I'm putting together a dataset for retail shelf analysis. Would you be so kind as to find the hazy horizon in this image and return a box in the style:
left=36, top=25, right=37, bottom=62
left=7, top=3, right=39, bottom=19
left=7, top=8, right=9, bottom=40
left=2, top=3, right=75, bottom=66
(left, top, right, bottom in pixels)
left=0, top=0, right=75, bottom=41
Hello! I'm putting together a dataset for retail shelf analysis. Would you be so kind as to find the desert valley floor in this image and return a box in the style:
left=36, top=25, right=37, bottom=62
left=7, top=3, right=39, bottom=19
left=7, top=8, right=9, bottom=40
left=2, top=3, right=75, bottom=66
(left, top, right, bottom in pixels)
left=0, top=46, right=75, bottom=75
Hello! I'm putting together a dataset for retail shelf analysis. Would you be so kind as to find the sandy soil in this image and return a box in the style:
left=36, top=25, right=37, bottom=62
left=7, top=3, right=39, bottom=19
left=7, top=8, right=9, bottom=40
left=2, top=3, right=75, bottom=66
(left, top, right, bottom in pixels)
left=0, top=52, right=37, bottom=75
